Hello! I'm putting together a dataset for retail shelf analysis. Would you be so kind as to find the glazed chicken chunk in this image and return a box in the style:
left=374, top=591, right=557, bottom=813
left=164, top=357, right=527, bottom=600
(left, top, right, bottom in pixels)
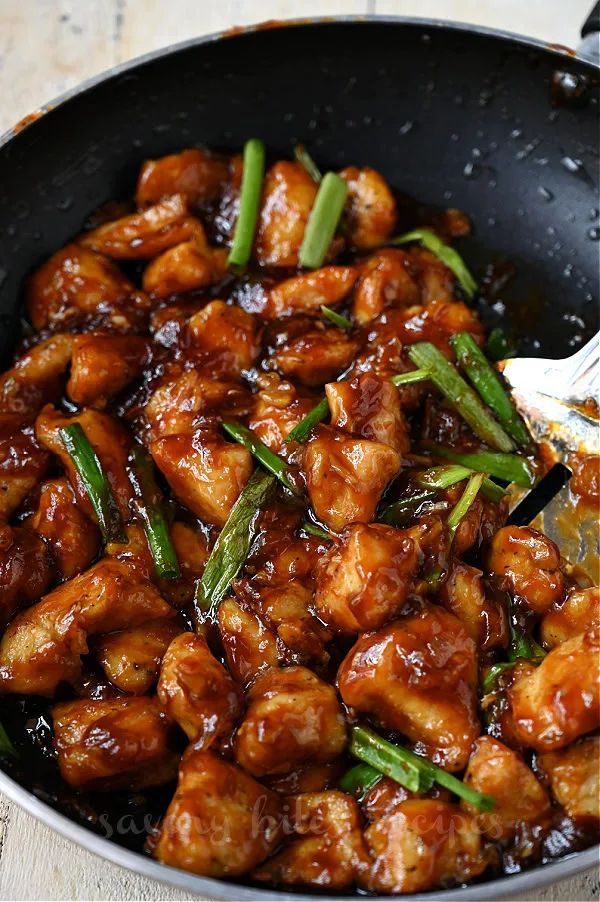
left=538, top=736, right=600, bottom=821
left=153, top=748, right=283, bottom=877
left=157, top=631, right=242, bottom=746
left=52, top=697, right=179, bottom=790
left=234, top=666, right=347, bottom=777
left=338, top=605, right=480, bottom=771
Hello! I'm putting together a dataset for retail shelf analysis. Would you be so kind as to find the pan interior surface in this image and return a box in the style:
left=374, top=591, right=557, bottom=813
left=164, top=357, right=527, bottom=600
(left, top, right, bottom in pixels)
left=0, top=17, right=598, bottom=901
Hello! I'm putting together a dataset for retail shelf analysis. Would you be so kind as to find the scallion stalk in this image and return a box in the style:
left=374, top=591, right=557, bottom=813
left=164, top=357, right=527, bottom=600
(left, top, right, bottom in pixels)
left=221, top=421, right=301, bottom=495
left=451, top=332, right=531, bottom=449
left=294, top=144, right=322, bottom=183
left=407, top=342, right=514, bottom=452
left=321, top=305, right=352, bottom=329
left=392, top=228, right=477, bottom=297
left=227, top=138, right=265, bottom=269
left=194, top=470, right=275, bottom=622
left=285, top=397, right=330, bottom=444
left=59, top=423, right=125, bottom=544
left=299, top=172, right=348, bottom=269
left=447, top=471, right=485, bottom=534
left=421, top=442, right=535, bottom=488
left=129, top=446, right=180, bottom=580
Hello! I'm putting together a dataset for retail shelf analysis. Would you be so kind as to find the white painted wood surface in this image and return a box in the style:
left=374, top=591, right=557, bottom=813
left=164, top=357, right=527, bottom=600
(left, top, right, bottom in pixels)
left=0, top=1, right=597, bottom=899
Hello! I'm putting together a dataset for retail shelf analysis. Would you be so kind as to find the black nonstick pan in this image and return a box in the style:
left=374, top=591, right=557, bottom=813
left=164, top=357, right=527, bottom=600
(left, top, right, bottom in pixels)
left=0, top=12, right=598, bottom=901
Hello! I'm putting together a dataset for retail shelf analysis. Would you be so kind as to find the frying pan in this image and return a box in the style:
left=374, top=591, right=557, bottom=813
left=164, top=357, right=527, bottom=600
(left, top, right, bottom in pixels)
left=0, top=12, right=598, bottom=901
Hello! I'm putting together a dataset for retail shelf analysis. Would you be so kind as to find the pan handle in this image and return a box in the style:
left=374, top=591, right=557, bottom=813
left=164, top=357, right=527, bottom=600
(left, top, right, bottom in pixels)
left=579, top=1, right=600, bottom=62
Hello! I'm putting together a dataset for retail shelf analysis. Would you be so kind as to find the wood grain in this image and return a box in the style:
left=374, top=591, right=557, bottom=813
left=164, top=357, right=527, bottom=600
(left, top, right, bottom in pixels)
left=0, top=0, right=596, bottom=899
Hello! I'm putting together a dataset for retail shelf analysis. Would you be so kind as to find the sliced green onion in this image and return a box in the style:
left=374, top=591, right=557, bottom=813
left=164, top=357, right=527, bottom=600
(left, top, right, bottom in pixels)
left=227, top=138, right=265, bottom=269
left=195, top=470, right=275, bottom=622
left=294, top=144, right=322, bottom=183
left=392, top=228, right=477, bottom=297
left=451, top=332, right=531, bottom=449
left=299, top=172, right=348, bottom=269
left=390, top=368, right=430, bottom=386
left=350, top=725, right=495, bottom=812
left=378, top=490, right=438, bottom=526
left=221, top=421, right=301, bottom=495
left=481, top=661, right=518, bottom=694
left=350, top=726, right=428, bottom=794
left=300, top=521, right=331, bottom=540
left=486, top=327, right=518, bottom=362
left=418, top=463, right=506, bottom=503
left=422, top=442, right=535, bottom=488
left=408, top=342, right=514, bottom=452
left=447, top=471, right=485, bottom=534
left=508, top=596, right=547, bottom=663
left=0, top=721, right=17, bottom=759
left=321, top=305, right=352, bottom=329
left=129, top=446, right=180, bottom=580
left=59, top=423, right=125, bottom=544
left=338, top=763, right=382, bottom=799
left=285, top=397, right=330, bottom=444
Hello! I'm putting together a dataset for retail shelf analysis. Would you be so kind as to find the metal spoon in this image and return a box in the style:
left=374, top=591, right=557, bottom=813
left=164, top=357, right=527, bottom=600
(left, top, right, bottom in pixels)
left=499, top=332, right=599, bottom=580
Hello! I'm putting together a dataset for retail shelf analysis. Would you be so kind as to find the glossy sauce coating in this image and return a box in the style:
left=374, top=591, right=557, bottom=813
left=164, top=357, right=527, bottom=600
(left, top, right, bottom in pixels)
left=0, top=145, right=597, bottom=895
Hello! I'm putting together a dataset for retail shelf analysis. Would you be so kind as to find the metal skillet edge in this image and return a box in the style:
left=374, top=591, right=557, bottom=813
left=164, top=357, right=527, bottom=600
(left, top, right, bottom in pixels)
left=0, top=13, right=598, bottom=148
left=0, top=14, right=598, bottom=901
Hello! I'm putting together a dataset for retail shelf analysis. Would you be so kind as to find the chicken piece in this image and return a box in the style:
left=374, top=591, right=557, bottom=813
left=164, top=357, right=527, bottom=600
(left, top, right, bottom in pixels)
left=26, top=244, right=148, bottom=332
left=409, top=247, right=460, bottom=307
left=28, top=477, right=100, bottom=579
left=266, top=762, right=343, bottom=796
left=52, top=697, right=179, bottom=790
left=248, top=375, right=316, bottom=452
left=451, top=490, right=507, bottom=558
left=508, top=628, right=600, bottom=751
left=67, top=333, right=150, bottom=408
left=439, top=561, right=508, bottom=651
left=360, top=799, right=493, bottom=894
left=268, top=327, right=359, bottom=388
left=540, top=585, right=600, bottom=649
left=234, top=666, right=346, bottom=777
left=0, top=524, right=53, bottom=628
left=0, top=558, right=174, bottom=695
left=187, top=300, right=259, bottom=375
left=397, top=298, right=484, bottom=355
left=136, top=147, right=229, bottom=207
left=254, top=791, right=368, bottom=889
left=340, top=166, right=397, bottom=250
left=352, top=249, right=420, bottom=324
left=0, top=334, right=73, bottom=423
left=314, top=523, right=419, bottom=633
left=145, top=370, right=248, bottom=441
left=569, top=453, right=599, bottom=504
left=36, top=407, right=133, bottom=520
left=150, top=429, right=252, bottom=527
left=462, top=737, right=551, bottom=846
left=239, top=578, right=331, bottom=665
left=153, top=748, right=283, bottom=877
left=338, top=606, right=480, bottom=771
left=303, top=426, right=401, bottom=531
left=486, top=526, right=565, bottom=614
left=79, top=195, right=202, bottom=260
left=142, top=239, right=227, bottom=298
left=256, top=161, right=319, bottom=266
left=325, top=373, right=410, bottom=453
left=217, top=598, right=280, bottom=685
left=94, top=618, right=183, bottom=695
left=538, top=736, right=600, bottom=820
left=0, top=428, right=49, bottom=522
left=263, top=266, right=357, bottom=318
left=360, top=777, right=449, bottom=823
left=157, top=632, right=242, bottom=746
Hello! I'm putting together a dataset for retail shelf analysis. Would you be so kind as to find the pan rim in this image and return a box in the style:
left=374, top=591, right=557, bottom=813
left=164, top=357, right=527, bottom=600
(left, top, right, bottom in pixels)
left=0, top=13, right=598, bottom=901
left=0, top=764, right=598, bottom=900
left=1, top=13, right=598, bottom=149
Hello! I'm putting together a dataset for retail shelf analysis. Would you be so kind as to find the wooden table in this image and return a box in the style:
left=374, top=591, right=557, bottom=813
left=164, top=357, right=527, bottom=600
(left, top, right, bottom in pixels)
left=0, top=1, right=597, bottom=898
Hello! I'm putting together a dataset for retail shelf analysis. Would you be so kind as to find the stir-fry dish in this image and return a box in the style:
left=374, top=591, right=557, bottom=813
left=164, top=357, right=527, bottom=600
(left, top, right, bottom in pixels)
left=0, top=141, right=598, bottom=895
